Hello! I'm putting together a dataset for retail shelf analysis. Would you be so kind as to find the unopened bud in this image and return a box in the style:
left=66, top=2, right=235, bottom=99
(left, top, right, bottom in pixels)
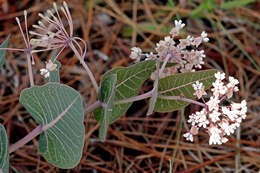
left=24, top=10, right=27, bottom=17
left=15, top=17, right=20, bottom=24
left=63, top=1, right=68, bottom=10
left=53, top=2, right=58, bottom=11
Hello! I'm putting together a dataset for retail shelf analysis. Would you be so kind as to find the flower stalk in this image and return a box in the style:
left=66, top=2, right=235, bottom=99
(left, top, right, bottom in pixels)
left=69, top=42, right=99, bottom=93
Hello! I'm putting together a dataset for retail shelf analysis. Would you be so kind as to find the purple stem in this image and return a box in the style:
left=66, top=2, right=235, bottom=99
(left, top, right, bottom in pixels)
left=9, top=100, right=103, bottom=153
left=26, top=53, right=34, bottom=86
left=9, top=125, right=42, bottom=153
left=0, top=47, right=26, bottom=52
left=159, top=95, right=206, bottom=107
left=69, top=42, right=99, bottom=93
left=84, top=101, right=102, bottom=113
left=159, top=53, right=171, bottom=77
left=115, top=90, right=206, bottom=108
left=115, top=90, right=153, bottom=104
left=8, top=91, right=205, bottom=153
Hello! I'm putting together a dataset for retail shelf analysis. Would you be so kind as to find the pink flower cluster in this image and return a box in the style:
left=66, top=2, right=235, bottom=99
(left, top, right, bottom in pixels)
left=130, top=20, right=209, bottom=77
left=184, top=72, right=247, bottom=145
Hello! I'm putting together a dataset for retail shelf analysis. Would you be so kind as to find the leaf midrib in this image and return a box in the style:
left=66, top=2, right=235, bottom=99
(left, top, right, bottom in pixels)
left=159, top=75, right=213, bottom=95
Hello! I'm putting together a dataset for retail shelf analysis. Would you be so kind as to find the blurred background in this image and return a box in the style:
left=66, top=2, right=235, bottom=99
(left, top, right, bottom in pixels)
left=0, top=0, right=259, bottom=172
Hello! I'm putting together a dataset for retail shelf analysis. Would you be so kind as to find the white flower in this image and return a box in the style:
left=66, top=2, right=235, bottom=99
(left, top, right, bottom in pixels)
left=212, top=80, right=227, bottom=98
left=192, top=81, right=207, bottom=99
left=183, top=132, right=193, bottom=142
left=201, top=31, right=209, bottom=42
left=40, top=60, right=57, bottom=78
left=219, top=119, right=236, bottom=135
left=225, top=76, right=239, bottom=98
left=228, top=76, right=239, bottom=86
left=155, top=36, right=175, bottom=57
left=192, top=81, right=203, bottom=90
left=170, top=20, right=185, bottom=36
left=130, top=47, right=142, bottom=62
left=206, top=96, right=220, bottom=111
left=222, top=106, right=238, bottom=121
left=185, top=72, right=247, bottom=145
left=214, top=72, right=225, bottom=81
left=209, top=110, right=221, bottom=123
left=187, top=108, right=209, bottom=128
left=40, top=68, right=49, bottom=78
left=174, top=20, right=185, bottom=29
left=240, top=100, right=247, bottom=117
left=46, top=60, right=57, bottom=71
left=208, top=126, right=222, bottom=145
left=30, top=2, right=76, bottom=53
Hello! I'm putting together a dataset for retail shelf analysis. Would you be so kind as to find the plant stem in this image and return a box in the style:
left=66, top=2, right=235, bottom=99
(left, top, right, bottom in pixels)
left=115, top=90, right=206, bottom=108
left=69, top=42, right=99, bottom=93
left=9, top=100, right=102, bottom=153
left=85, top=101, right=102, bottom=113
left=26, top=53, right=34, bottom=86
left=159, top=53, right=171, bottom=77
left=159, top=95, right=206, bottom=107
left=9, top=125, right=42, bottom=153
left=115, top=90, right=153, bottom=104
left=0, top=47, right=26, bottom=52
left=9, top=92, right=204, bottom=153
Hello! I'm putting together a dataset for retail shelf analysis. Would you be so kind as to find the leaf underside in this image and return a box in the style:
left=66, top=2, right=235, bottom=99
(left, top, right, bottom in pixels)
left=155, top=69, right=218, bottom=112
left=147, top=60, right=160, bottom=116
left=0, top=35, right=10, bottom=69
left=20, top=83, right=84, bottom=169
left=0, top=124, right=9, bottom=173
left=95, top=74, right=117, bottom=141
left=94, top=60, right=157, bottom=124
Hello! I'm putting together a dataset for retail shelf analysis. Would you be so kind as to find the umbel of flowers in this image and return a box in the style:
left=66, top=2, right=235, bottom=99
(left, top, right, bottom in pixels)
left=184, top=72, right=247, bottom=145
left=130, top=20, right=209, bottom=79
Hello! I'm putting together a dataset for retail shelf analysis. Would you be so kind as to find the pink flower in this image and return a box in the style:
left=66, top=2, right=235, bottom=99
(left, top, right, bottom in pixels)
left=184, top=72, right=247, bottom=145
left=192, top=81, right=207, bottom=99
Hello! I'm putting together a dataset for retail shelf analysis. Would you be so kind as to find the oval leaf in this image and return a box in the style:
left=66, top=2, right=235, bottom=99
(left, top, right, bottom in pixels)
left=0, top=35, right=10, bottom=69
left=94, top=74, right=117, bottom=141
left=20, top=83, right=85, bottom=168
left=155, top=69, right=218, bottom=112
left=0, top=124, right=9, bottom=173
left=94, top=60, right=157, bottom=123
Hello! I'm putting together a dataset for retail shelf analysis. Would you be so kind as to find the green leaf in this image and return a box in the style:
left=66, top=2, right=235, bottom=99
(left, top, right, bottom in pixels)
left=19, top=83, right=85, bottom=169
left=46, top=50, right=61, bottom=83
left=155, top=69, right=218, bottom=112
left=0, top=124, right=9, bottom=173
left=95, top=74, right=117, bottom=141
left=94, top=60, right=157, bottom=123
left=121, top=23, right=172, bottom=37
left=166, top=0, right=175, bottom=7
left=221, top=0, right=256, bottom=9
left=190, top=0, right=216, bottom=18
left=0, top=35, right=10, bottom=68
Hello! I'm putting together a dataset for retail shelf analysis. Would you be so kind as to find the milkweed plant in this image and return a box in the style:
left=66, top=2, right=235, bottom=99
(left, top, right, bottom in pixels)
left=0, top=1, right=247, bottom=171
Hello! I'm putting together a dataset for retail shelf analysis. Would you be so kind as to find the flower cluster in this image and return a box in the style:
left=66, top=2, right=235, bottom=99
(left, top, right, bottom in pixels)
left=184, top=72, right=247, bottom=145
left=28, top=1, right=87, bottom=78
left=30, top=2, right=73, bottom=51
left=40, top=60, right=57, bottom=78
left=129, top=20, right=209, bottom=77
